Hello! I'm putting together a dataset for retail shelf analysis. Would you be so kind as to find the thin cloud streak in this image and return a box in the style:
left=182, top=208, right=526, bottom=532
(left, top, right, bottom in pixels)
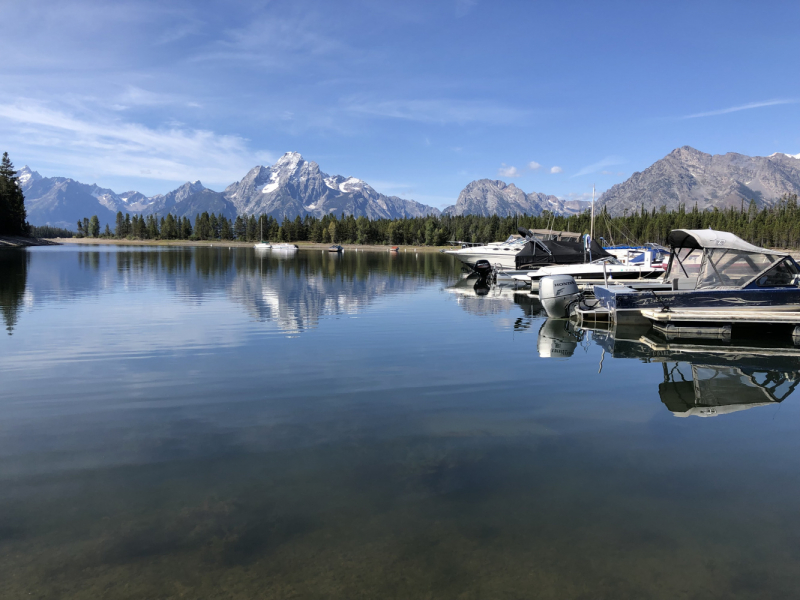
left=680, top=99, right=797, bottom=119
left=343, top=98, right=531, bottom=125
left=572, top=155, right=626, bottom=178
left=0, top=102, right=271, bottom=187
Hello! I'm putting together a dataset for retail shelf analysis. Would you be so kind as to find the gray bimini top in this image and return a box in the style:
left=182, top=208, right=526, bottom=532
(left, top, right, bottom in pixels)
left=665, top=229, right=797, bottom=290
left=666, top=229, right=787, bottom=255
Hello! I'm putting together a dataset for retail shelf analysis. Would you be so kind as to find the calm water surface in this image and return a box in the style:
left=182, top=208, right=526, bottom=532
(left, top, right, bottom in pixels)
left=2, top=246, right=800, bottom=599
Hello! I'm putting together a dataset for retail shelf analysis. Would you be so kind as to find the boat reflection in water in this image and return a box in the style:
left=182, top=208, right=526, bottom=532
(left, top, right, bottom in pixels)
left=537, top=318, right=800, bottom=417
left=446, top=276, right=545, bottom=331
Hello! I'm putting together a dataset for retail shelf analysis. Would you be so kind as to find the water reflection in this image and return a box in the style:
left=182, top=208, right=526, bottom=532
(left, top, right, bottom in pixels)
left=446, top=277, right=544, bottom=332
left=539, top=319, right=800, bottom=417
left=0, top=250, right=28, bottom=335
left=10, top=247, right=459, bottom=334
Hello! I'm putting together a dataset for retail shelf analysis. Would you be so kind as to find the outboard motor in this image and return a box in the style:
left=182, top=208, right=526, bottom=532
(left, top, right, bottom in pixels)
left=473, top=259, right=493, bottom=279
left=539, top=275, right=580, bottom=319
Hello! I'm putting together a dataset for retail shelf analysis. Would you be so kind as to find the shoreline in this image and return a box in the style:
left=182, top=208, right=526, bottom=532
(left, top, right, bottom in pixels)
left=0, top=235, right=60, bottom=248
left=47, top=238, right=454, bottom=253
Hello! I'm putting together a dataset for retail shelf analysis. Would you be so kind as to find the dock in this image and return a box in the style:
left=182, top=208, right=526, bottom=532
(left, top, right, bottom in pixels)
left=641, top=308, right=800, bottom=325
left=640, top=308, right=800, bottom=342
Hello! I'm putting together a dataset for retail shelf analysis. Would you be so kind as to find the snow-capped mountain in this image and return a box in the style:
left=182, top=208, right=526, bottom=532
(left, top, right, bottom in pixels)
left=443, top=179, right=587, bottom=217
left=19, top=153, right=439, bottom=228
left=224, top=152, right=440, bottom=219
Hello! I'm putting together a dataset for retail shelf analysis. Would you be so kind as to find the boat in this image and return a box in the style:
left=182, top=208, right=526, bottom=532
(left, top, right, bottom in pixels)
left=254, top=220, right=271, bottom=249
left=444, top=227, right=606, bottom=271
left=271, top=243, right=298, bottom=251
left=389, top=246, right=399, bottom=253
left=603, top=243, right=669, bottom=267
left=545, top=229, right=800, bottom=332
left=514, top=254, right=666, bottom=291
left=328, top=245, right=343, bottom=253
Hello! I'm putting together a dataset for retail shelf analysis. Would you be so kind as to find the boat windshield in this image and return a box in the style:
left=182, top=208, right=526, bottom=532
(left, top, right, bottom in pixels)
left=503, top=236, right=528, bottom=247
left=592, top=256, right=622, bottom=265
left=665, top=248, right=703, bottom=282
left=696, top=249, right=778, bottom=289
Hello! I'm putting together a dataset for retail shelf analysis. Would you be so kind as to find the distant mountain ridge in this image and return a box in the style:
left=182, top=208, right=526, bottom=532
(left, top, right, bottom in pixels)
left=443, top=179, right=587, bottom=217
left=598, top=146, right=800, bottom=214
left=18, top=153, right=440, bottom=229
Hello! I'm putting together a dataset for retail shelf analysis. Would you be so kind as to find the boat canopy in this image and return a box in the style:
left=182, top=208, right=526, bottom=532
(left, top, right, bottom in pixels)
left=514, top=239, right=610, bottom=269
left=664, top=229, right=797, bottom=289
left=666, top=229, right=787, bottom=255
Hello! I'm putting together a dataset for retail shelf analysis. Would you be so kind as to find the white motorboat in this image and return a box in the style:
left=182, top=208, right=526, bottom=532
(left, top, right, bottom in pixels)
left=271, top=243, right=298, bottom=251
left=444, top=234, right=530, bottom=270
left=514, top=255, right=666, bottom=291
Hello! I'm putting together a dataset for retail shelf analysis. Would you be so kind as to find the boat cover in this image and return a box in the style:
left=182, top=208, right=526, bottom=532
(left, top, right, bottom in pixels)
left=667, top=229, right=787, bottom=255
left=514, top=239, right=611, bottom=269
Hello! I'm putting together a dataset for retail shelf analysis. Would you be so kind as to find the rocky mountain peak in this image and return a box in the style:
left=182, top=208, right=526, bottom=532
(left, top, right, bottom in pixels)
left=16, top=165, right=42, bottom=188
left=598, top=146, right=800, bottom=214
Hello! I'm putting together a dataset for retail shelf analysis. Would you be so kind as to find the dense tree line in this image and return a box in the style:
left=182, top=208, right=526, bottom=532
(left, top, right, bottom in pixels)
left=74, top=194, right=800, bottom=249
left=29, top=225, right=75, bottom=238
left=0, top=153, right=28, bottom=236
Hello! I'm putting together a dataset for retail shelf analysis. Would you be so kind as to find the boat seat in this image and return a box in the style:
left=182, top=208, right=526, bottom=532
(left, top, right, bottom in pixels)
left=671, top=277, right=697, bottom=291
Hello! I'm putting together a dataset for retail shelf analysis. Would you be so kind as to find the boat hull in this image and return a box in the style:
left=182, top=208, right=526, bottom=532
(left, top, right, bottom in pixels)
left=594, top=285, right=800, bottom=324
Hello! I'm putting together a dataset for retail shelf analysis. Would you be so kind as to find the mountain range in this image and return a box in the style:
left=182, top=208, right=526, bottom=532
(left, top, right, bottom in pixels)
left=18, top=147, right=800, bottom=229
left=597, top=146, right=800, bottom=214
left=442, top=179, right=587, bottom=217
left=19, top=152, right=442, bottom=229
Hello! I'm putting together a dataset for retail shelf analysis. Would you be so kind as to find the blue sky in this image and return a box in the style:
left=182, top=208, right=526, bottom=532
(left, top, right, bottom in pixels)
left=1, top=0, right=798, bottom=208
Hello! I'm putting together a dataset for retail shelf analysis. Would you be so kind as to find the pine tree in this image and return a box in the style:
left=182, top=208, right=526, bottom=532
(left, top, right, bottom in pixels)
left=0, top=152, right=28, bottom=235
left=115, top=211, right=125, bottom=238
left=89, top=215, right=100, bottom=238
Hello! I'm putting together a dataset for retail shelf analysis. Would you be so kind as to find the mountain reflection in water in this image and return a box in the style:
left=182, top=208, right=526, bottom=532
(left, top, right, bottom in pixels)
left=3, top=246, right=459, bottom=334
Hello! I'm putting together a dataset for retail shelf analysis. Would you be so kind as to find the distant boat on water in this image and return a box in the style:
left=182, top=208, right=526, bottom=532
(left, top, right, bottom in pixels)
left=328, top=245, right=343, bottom=253
left=271, top=243, right=298, bottom=251
left=389, top=246, right=399, bottom=253
left=254, top=221, right=271, bottom=250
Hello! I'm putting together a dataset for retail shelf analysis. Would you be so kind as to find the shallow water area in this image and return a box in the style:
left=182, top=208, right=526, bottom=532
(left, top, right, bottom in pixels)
left=2, top=245, right=800, bottom=599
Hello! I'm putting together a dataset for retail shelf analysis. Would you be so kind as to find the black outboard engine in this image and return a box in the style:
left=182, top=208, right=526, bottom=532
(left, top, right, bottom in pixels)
left=473, top=259, right=493, bottom=279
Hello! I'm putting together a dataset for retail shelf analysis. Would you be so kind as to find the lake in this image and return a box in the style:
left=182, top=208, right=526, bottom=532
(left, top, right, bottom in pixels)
left=2, top=245, right=800, bottom=599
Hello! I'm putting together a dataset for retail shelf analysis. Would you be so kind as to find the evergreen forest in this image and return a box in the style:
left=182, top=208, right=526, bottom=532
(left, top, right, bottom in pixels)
left=73, top=194, right=800, bottom=249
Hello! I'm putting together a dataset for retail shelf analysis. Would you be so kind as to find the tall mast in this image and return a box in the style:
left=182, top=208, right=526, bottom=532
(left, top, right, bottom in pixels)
left=590, top=184, right=595, bottom=241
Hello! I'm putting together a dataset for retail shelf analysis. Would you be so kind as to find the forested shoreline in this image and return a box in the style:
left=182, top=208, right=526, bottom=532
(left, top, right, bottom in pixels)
left=68, top=194, right=800, bottom=248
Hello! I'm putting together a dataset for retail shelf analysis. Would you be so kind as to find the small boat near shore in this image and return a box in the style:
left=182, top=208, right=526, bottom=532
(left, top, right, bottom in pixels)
left=328, top=245, right=343, bottom=253
left=271, top=243, right=298, bottom=251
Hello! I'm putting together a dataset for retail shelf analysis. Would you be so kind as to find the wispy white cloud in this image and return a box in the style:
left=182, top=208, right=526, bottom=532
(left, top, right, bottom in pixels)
left=0, top=101, right=271, bottom=187
left=342, top=98, right=530, bottom=125
left=558, top=192, right=595, bottom=202
left=680, top=99, right=797, bottom=119
left=550, top=166, right=563, bottom=174
left=455, top=0, right=478, bottom=18
left=528, top=161, right=541, bottom=171
left=498, top=164, right=521, bottom=178
left=193, top=15, right=345, bottom=69
left=572, top=155, right=626, bottom=177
